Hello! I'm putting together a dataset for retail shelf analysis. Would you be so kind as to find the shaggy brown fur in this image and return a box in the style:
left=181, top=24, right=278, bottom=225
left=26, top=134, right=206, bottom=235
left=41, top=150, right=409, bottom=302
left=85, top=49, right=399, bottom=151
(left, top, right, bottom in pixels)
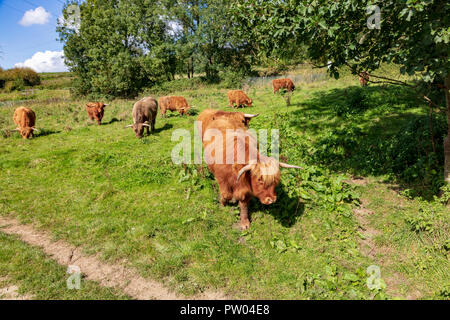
left=13, top=107, right=36, bottom=139
left=272, top=78, right=295, bottom=94
left=227, top=90, right=252, bottom=108
left=127, top=97, right=158, bottom=139
left=359, top=71, right=370, bottom=87
left=198, top=109, right=281, bottom=230
left=86, top=102, right=107, bottom=125
left=159, top=96, right=191, bottom=116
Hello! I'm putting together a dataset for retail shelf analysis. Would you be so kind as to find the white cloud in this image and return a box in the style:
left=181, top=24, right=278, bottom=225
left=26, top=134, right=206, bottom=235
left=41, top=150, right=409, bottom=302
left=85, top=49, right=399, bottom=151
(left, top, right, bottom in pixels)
left=15, top=51, right=68, bottom=73
left=19, top=7, right=51, bottom=27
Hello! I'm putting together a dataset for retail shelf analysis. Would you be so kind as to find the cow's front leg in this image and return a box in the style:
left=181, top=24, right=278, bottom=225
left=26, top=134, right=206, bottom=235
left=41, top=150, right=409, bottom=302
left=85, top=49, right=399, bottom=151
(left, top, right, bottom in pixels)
left=218, top=183, right=233, bottom=206
left=239, top=199, right=251, bottom=230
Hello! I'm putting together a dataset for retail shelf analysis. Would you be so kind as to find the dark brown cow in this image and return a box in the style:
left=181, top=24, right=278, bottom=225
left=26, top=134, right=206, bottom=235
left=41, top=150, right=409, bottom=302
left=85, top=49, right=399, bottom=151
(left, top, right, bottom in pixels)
left=227, top=90, right=253, bottom=108
left=125, top=97, right=158, bottom=138
left=159, top=96, right=191, bottom=117
left=272, top=78, right=295, bottom=94
left=13, top=107, right=38, bottom=139
left=86, top=102, right=108, bottom=125
left=197, top=109, right=301, bottom=230
left=359, top=71, right=370, bottom=87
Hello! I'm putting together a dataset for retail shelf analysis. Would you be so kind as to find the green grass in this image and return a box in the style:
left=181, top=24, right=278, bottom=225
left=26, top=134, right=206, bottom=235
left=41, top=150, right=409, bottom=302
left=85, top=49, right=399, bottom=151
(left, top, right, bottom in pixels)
left=0, top=233, right=130, bottom=300
left=0, top=66, right=448, bottom=300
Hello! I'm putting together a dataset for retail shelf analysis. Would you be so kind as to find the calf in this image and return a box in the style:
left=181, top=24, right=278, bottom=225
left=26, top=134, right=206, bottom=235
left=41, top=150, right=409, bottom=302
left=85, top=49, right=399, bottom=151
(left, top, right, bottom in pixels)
left=272, top=78, right=295, bottom=94
left=359, top=71, right=370, bottom=87
left=159, top=96, right=191, bottom=117
left=198, top=109, right=301, bottom=230
left=13, top=107, right=38, bottom=139
left=86, top=102, right=108, bottom=125
left=227, top=90, right=253, bottom=108
left=125, top=97, right=158, bottom=138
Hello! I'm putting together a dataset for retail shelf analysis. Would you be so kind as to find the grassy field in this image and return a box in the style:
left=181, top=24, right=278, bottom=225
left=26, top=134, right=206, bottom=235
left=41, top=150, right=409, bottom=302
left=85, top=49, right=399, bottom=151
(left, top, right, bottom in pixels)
left=0, top=67, right=449, bottom=300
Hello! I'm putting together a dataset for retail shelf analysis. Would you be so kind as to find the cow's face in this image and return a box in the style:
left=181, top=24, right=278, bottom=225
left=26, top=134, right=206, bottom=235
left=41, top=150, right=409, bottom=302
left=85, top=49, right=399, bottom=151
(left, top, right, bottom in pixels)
left=19, top=127, right=34, bottom=139
left=291, top=84, right=296, bottom=91
left=250, top=159, right=280, bottom=205
left=251, top=177, right=278, bottom=205
left=94, top=105, right=106, bottom=124
left=132, top=123, right=146, bottom=138
left=246, top=99, right=253, bottom=107
left=179, top=107, right=190, bottom=116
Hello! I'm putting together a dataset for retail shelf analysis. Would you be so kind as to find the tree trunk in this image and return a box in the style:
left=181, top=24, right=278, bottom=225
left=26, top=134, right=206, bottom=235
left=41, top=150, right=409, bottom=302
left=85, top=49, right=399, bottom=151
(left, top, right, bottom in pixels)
left=444, top=74, right=450, bottom=184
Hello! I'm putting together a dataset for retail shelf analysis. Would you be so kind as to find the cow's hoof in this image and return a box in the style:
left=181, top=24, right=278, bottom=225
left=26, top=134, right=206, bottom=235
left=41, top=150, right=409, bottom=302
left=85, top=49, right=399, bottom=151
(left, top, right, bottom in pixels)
left=240, top=220, right=250, bottom=230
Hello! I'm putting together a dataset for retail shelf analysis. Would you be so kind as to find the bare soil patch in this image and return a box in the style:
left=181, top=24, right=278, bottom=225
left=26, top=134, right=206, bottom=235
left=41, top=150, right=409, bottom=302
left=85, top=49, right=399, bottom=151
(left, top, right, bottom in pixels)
left=0, top=277, right=32, bottom=300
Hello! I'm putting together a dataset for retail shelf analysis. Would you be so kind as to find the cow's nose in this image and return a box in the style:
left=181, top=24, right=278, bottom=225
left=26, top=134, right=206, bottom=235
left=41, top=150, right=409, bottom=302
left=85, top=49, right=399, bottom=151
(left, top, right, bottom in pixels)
left=265, top=197, right=276, bottom=205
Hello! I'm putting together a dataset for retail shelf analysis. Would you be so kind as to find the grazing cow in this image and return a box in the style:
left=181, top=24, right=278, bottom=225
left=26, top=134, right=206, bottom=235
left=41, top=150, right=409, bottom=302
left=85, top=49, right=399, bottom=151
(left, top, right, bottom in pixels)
left=13, top=107, right=38, bottom=139
left=197, top=109, right=301, bottom=230
left=125, top=97, right=158, bottom=138
left=86, top=102, right=108, bottom=125
left=272, top=78, right=295, bottom=94
left=227, top=90, right=253, bottom=108
left=159, top=96, right=191, bottom=117
left=359, top=71, right=370, bottom=87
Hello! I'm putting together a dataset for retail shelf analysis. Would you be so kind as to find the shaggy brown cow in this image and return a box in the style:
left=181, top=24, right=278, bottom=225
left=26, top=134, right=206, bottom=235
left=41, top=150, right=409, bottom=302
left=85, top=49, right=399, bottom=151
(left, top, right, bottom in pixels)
left=159, top=96, right=191, bottom=117
left=359, top=71, right=370, bottom=87
left=227, top=90, right=253, bottom=108
left=13, top=107, right=38, bottom=139
left=272, top=78, right=295, bottom=94
left=125, top=97, right=158, bottom=138
left=198, top=109, right=301, bottom=230
left=86, top=102, right=108, bottom=125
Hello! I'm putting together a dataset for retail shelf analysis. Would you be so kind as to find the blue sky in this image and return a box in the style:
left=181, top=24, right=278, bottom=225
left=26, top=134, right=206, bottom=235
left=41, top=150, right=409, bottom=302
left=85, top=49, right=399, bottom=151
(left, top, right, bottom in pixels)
left=0, top=0, right=67, bottom=72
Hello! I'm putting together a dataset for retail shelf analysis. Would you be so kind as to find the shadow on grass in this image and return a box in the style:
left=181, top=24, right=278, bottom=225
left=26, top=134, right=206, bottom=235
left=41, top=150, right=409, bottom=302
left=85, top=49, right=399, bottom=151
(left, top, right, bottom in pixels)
left=153, top=123, right=173, bottom=134
left=252, top=188, right=305, bottom=228
left=292, top=84, right=446, bottom=200
left=35, top=129, right=61, bottom=138
left=104, top=117, right=121, bottom=125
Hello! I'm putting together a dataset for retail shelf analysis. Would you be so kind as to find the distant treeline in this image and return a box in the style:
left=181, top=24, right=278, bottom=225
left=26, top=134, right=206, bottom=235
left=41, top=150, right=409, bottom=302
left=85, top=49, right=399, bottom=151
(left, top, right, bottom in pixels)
left=57, top=0, right=305, bottom=98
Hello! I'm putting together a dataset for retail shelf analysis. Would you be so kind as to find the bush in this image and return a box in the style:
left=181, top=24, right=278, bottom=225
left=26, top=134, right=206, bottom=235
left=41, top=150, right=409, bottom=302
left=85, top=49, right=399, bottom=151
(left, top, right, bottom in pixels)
left=219, top=69, right=246, bottom=89
left=0, top=67, right=41, bottom=90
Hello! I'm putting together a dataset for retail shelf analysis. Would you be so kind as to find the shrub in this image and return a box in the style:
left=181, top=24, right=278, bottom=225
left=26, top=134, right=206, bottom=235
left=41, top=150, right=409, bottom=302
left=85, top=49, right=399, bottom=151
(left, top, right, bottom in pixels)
left=0, top=67, right=41, bottom=90
left=219, top=69, right=245, bottom=89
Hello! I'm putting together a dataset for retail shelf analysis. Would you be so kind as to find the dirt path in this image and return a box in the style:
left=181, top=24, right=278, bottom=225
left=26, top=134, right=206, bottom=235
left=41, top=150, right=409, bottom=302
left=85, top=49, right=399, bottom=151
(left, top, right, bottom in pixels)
left=351, top=180, right=422, bottom=300
left=0, top=216, right=226, bottom=300
left=0, top=277, right=32, bottom=300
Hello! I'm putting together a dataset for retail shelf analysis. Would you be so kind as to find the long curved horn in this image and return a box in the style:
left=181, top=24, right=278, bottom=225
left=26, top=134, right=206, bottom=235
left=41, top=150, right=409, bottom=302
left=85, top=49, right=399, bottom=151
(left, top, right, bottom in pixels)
left=31, top=128, right=40, bottom=133
left=142, top=124, right=151, bottom=127
left=244, top=113, right=259, bottom=118
left=279, top=162, right=303, bottom=169
left=236, top=164, right=253, bottom=182
left=124, top=124, right=133, bottom=128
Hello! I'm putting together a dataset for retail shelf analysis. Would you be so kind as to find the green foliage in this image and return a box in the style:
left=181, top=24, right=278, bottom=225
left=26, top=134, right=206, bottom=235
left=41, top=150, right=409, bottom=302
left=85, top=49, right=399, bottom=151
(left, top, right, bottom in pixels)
left=316, top=113, right=446, bottom=198
left=219, top=68, right=246, bottom=89
left=0, top=67, right=41, bottom=91
left=333, top=88, right=370, bottom=117
left=58, top=0, right=253, bottom=97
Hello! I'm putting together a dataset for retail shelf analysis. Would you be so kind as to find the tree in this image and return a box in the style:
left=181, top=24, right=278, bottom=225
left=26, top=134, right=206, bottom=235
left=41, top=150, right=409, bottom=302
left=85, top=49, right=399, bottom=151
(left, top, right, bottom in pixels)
left=58, top=0, right=173, bottom=97
left=233, top=0, right=450, bottom=184
left=164, top=0, right=253, bottom=81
